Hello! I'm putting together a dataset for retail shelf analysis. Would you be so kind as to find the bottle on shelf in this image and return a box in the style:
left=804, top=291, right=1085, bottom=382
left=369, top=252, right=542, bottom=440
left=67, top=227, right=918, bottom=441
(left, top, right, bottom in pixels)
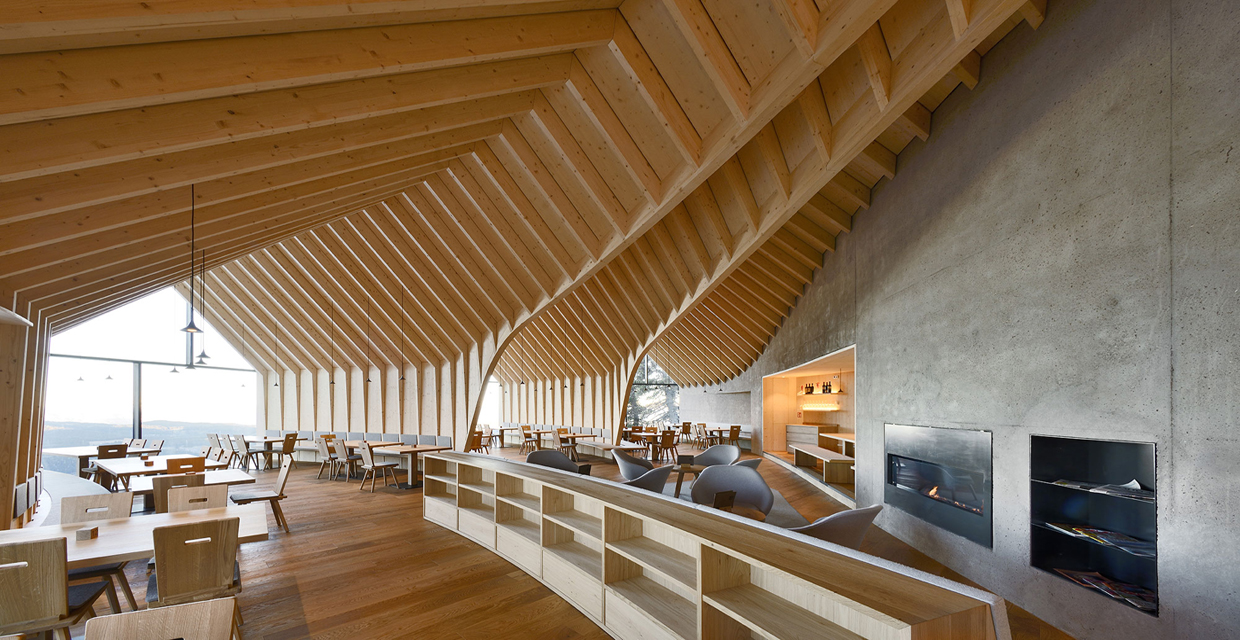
left=826, top=381, right=832, bottom=393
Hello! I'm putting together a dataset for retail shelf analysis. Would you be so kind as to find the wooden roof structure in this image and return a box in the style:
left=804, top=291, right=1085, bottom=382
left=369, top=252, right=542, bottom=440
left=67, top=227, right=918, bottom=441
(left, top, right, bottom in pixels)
left=0, top=0, right=1049, bottom=465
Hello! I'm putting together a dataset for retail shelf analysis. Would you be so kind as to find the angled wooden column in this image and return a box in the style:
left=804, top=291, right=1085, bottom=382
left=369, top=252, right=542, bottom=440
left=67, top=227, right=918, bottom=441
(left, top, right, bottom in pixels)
left=0, top=306, right=32, bottom=530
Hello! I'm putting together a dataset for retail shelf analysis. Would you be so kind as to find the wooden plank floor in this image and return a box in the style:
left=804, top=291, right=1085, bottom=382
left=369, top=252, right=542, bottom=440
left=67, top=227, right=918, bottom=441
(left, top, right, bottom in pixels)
left=65, top=442, right=1071, bottom=639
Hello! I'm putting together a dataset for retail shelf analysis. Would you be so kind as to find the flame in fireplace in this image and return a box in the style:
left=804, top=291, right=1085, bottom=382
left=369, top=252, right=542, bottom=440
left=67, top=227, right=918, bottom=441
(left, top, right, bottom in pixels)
left=921, top=484, right=983, bottom=515
left=928, top=486, right=939, bottom=498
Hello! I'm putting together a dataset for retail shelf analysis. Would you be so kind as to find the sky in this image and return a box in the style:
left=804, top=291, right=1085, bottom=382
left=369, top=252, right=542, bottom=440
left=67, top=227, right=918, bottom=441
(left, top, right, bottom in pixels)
left=48, top=287, right=258, bottom=426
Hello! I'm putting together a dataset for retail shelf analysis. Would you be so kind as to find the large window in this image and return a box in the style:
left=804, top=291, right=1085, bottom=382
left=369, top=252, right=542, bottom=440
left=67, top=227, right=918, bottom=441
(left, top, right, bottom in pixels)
left=624, top=356, right=679, bottom=427
left=42, top=287, right=257, bottom=474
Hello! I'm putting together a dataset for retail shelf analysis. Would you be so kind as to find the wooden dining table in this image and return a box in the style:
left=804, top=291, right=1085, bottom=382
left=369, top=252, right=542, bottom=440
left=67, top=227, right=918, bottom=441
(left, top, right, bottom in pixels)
left=375, top=444, right=452, bottom=489
left=243, top=435, right=300, bottom=469
left=43, top=445, right=162, bottom=479
left=490, top=426, right=521, bottom=447
left=126, top=469, right=256, bottom=509
left=0, top=504, right=268, bottom=570
left=95, top=455, right=230, bottom=490
left=529, top=430, right=554, bottom=449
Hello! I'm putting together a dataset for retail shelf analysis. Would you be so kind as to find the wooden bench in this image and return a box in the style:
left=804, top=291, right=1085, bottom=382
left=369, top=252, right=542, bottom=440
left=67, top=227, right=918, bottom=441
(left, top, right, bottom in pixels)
left=791, top=444, right=855, bottom=484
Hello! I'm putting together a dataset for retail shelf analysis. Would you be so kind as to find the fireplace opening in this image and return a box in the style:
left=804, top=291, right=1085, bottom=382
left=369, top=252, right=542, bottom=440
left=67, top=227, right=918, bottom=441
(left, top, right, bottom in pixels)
left=888, top=454, right=984, bottom=516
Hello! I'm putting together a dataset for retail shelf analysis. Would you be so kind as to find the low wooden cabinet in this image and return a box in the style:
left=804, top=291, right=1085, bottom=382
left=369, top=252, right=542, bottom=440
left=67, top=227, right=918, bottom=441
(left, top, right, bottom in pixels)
left=424, top=452, right=1010, bottom=640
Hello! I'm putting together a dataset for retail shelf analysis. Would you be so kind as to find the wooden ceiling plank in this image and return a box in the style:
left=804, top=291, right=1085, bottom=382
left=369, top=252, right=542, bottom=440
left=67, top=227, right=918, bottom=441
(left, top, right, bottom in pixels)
left=801, top=193, right=853, bottom=234
left=771, top=0, right=820, bottom=57
left=530, top=94, right=629, bottom=235
left=856, top=23, right=892, bottom=111
left=604, top=18, right=702, bottom=165
left=657, top=0, right=751, bottom=121
left=785, top=212, right=837, bottom=253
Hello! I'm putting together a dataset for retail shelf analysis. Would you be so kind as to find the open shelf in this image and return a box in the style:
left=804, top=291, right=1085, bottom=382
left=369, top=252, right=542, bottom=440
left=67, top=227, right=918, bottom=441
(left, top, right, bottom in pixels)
left=545, top=540, right=601, bottom=577
left=497, top=491, right=540, bottom=512
left=1031, top=435, right=1158, bottom=616
left=458, top=480, right=495, bottom=495
left=607, top=575, right=696, bottom=640
left=424, top=474, right=457, bottom=485
left=705, top=584, right=860, bottom=640
left=607, top=537, right=695, bottom=590
left=544, top=509, right=602, bottom=540
left=498, top=517, right=540, bottom=545
left=424, top=494, right=455, bottom=508
left=459, top=504, right=493, bottom=519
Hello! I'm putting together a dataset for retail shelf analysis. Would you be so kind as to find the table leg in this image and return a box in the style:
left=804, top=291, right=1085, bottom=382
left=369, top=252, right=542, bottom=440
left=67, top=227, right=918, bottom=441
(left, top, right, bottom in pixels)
left=674, top=471, right=686, bottom=498
left=397, top=452, right=423, bottom=489
left=79, top=456, right=90, bottom=479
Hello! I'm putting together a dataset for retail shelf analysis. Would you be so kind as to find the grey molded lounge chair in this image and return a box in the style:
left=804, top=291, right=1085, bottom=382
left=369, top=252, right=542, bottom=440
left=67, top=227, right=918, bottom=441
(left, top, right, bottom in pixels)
left=788, top=505, right=883, bottom=550
left=732, top=458, right=761, bottom=470
left=527, top=450, right=591, bottom=475
left=694, top=444, right=741, bottom=467
left=614, top=450, right=654, bottom=481
left=690, top=464, right=774, bottom=515
left=623, top=465, right=673, bottom=492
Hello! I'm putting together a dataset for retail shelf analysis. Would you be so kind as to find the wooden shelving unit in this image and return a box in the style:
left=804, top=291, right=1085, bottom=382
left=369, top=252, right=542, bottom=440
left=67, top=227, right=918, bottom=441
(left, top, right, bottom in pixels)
left=424, top=452, right=1009, bottom=640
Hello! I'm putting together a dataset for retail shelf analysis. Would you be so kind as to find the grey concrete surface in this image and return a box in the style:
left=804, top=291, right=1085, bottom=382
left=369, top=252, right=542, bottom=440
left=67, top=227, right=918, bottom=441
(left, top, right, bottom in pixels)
left=676, top=0, right=1239, bottom=637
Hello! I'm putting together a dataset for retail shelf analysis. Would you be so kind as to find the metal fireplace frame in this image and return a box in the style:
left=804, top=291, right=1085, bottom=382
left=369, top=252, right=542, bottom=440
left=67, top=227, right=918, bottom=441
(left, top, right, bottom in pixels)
left=884, top=423, right=993, bottom=548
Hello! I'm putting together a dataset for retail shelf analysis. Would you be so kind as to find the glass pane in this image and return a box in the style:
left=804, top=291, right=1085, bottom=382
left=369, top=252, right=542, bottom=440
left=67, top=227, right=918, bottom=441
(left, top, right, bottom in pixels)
left=42, top=357, right=134, bottom=475
left=644, top=357, right=674, bottom=384
left=141, top=366, right=259, bottom=455
left=624, top=384, right=680, bottom=427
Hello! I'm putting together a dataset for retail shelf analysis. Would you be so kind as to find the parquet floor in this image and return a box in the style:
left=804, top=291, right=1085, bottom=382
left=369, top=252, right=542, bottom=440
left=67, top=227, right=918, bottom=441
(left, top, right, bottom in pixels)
left=67, top=442, right=1072, bottom=639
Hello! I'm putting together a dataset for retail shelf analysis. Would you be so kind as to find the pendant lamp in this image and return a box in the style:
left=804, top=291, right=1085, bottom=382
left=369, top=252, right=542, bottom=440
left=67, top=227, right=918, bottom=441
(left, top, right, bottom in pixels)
left=365, top=298, right=372, bottom=383
left=196, top=250, right=210, bottom=362
left=273, top=322, right=280, bottom=387
left=182, top=185, right=202, bottom=333
left=399, top=289, right=406, bottom=381
left=329, top=304, right=336, bottom=385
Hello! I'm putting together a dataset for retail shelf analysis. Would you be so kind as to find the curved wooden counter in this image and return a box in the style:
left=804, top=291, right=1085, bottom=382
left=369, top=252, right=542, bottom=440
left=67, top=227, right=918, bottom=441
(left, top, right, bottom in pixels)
left=422, top=452, right=1010, bottom=640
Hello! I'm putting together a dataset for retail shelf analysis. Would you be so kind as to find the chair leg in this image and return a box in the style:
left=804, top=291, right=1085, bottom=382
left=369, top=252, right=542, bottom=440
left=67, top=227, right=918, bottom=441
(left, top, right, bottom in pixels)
left=54, top=627, right=71, bottom=640
left=271, top=499, right=290, bottom=534
left=316, top=460, right=328, bottom=479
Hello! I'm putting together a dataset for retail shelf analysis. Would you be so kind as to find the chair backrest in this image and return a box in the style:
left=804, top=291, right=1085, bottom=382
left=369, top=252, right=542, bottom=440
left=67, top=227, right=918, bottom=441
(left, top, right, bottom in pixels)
left=167, top=485, right=228, bottom=513
left=464, top=430, right=481, bottom=452
left=212, top=448, right=229, bottom=462
left=364, top=433, right=382, bottom=442
left=681, top=423, right=691, bottom=436
left=660, top=432, right=675, bottom=448
left=320, top=433, right=337, bottom=442
left=346, top=432, right=364, bottom=442
left=418, top=435, right=436, bottom=446
left=436, top=436, right=452, bottom=448
left=61, top=493, right=134, bottom=524
left=231, top=435, right=249, bottom=452
left=550, top=430, right=564, bottom=448
left=207, top=434, right=221, bottom=448
left=526, top=450, right=578, bottom=473
left=695, top=444, right=741, bottom=467
left=281, top=433, right=299, bottom=455
left=789, top=505, right=884, bottom=550
left=199, top=446, right=212, bottom=458
left=359, top=443, right=377, bottom=467
left=97, top=443, right=128, bottom=459
left=152, top=473, right=206, bottom=514
left=382, top=433, right=400, bottom=442
left=85, top=596, right=237, bottom=640
left=273, top=456, right=294, bottom=496
left=521, top=425, right=532, bottom=436
left=167, top=457, right=205, bottom=475
left=732, top=458, right=762, bottom=470
left=219, top=436, right=235, bottom=453
left=729, top=425, right=742, bottom=439
left=0, top=538, right=68, bottom=633
left=481, top=426, right=492, bottom=437
left=400, top=435, right=418, bottom=446
left=152, top=518, right=240, bottom=606
left=316, top=438, right=334, bottom=460
left=131, top=439, right=147, bottom=448
left=147, top=440, right=165, bottom=452
left=330, top=441, right=350, bottom=460
left=613, top=451, right=654, bottom=481
left=691, top=465, right=774, bottom=515
left=623, top=465, right=673, bottom=492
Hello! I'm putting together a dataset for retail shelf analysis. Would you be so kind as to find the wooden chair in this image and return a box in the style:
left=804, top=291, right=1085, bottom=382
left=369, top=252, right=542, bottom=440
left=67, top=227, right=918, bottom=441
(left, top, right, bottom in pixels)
left=481, top=425, right=500, bottom=449
left=701, top=423, right=721, bottom=447
left=357, top=444, right=399, bottom=493
left=207, top=434, right=222, bottom=449
left=152, top=473, right=206, bottom=514
left=651, top=431, right=678, bottom=463
left=167, top=485, right=228, bottom=512
left=330, top=441, right=360, bottom=481
left=199, top=446, right=213, bottom=458
left=519, top=425, right=539, bottom=453
left=551, top=430, right=579, bottom=461
left=86, top=443, right=128, bottom=489
left=231, top=457, right=292, bottom=534
left=314, top=438, right=338, bottom=479
left=61, top=493, right=139, bottom=613
left=464, top=429, right=488, bottom=454
left=274, top=433, right=299, bottom=469
left=84, top=597, right=237, bottom=640
left=727, top=425, right=742, bottom=447
left=130, top=439, right=147, bottom=448
left=679, top=423, right=692, bottom=444
left=0, top=538, right=110, bottom=640
left=146, top=440, right=165, bottom=453
left=167, top=457, right=206, bottom=475
left=218, top=436, right=238, bottom=468
left=147, top=518, right=243, bottom=637
left=232, top=436, right=265, bottom=471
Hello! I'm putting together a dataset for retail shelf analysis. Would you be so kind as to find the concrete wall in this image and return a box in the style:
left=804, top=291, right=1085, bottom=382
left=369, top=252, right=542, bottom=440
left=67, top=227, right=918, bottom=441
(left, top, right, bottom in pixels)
left=683, top=0, right=1240, bottom=637
left=680, top=389, right=751, bottom=427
